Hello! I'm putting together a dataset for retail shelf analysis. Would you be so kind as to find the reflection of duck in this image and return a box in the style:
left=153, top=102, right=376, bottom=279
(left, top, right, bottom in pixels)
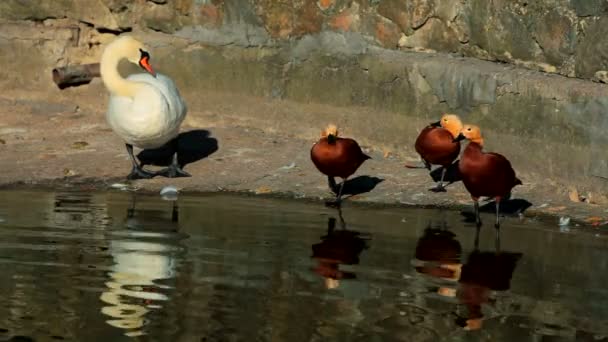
left=100, top=195, right=180, bottom=337
left=412, top=225, right=522, bottom=331
left=455, top=227, right=522, bottom=331
left=413, top=227, right=462, bottom=284
left=311, top=208, right=370, bottom=289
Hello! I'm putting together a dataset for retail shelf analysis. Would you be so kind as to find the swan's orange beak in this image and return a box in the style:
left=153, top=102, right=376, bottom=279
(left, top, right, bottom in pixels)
left=139, top=56, right=156, bottom=77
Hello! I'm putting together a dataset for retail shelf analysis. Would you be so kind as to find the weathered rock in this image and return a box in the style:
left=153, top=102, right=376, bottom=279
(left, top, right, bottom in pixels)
left=399, top=18, right=460, bottom=52
left=0, top=0, right=121, bottom=31
left=372, top=16, right=402, bottom=48
left=142, top=0, right=194, bottom=33
left=377, top=0, right=409, bottom=32
left=532, top=9, right=576, bottom=67
left=575, top=16, right=608, bottom=78
left=328, top=1, right=360, bottom=32
left=570, top=0, right=606, bottom=17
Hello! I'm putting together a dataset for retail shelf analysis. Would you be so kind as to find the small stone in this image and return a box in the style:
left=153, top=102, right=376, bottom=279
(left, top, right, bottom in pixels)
left=110, top=183, right=129, bottom=190
left=71, top=141, right=89, bottom=149
left=568, top=186, right=581, bottom=202
left=0, top=138, right=5, bottom=144
left=278, top=162, right=296, bottom=170
left=593, top=70, right=608, bottom=84
left=255, top=186, right=272, bottom=194
left=160, top=186, right=179, bottom=201
left=63, top=168, right=77, bottom=177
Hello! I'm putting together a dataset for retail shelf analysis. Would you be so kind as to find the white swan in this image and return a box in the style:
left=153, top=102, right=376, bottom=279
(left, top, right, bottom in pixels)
left=100, top=35, right=189, bottom=179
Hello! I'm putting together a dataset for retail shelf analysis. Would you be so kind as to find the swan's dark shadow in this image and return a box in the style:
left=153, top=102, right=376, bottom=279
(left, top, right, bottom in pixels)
left=311, top=207, right=371, bottom=288
left=460, top=198, right=533, bottom=223
left=337, top=176, right=384, bottom=197
left=137, top=129, right=218, bottom=168
left=429, top=160, right=462, bottom=185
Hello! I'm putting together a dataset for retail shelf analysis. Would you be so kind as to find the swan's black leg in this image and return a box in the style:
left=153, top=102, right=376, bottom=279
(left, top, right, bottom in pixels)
left=125, top=144, right=155, bottom=180
left=156, top=138, right=191, bottom=178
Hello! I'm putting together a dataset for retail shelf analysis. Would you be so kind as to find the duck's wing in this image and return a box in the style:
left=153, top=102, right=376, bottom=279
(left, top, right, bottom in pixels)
left=487, top=152, right=521, bottom=185
left=340, top=138, right=371, bottom=160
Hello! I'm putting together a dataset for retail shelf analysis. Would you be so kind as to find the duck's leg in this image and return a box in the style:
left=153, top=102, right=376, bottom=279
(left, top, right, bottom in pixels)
left=494, top=198, right=501, bottom=229
left=336, top=179, right=346, bottom=204
left=337, top=206, right=346, bottom=229
left=126, top=144, right=156, bottom=180
left=326, top=178, right=346, bottom=207
left=328, top=176, right=339, bottom=193
left=473, top=197, right=482, bottom=228
left=494, top=198, right=501, bottom=252
left=157, top=138, right=191, bottom=178
left=473, top=224, right=481, bottom=251
left=423, top=159, right=431, bottom=171
left=429, top=167, right=448, bottom=193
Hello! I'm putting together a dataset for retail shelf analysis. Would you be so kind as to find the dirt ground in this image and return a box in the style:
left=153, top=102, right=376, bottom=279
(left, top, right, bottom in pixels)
left=0, top=83, right=606, bottom=230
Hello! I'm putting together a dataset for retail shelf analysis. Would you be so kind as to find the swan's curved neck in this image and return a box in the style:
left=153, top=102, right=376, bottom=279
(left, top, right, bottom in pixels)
left=100, top=45, right=141, bottom=98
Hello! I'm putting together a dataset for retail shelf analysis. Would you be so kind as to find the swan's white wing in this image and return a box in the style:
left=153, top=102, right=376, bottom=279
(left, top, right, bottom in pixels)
left=127, top=73, right=187, bottom=123
left=106, top=72, right=187, bottom=148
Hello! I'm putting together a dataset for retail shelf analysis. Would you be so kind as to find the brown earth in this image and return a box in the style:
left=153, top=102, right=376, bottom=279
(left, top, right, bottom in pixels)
left=0, top=84, right=606, bottom=230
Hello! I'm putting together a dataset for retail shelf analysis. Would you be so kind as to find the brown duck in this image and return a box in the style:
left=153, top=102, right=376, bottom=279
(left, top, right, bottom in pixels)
left=413, top=114, right=463, bottom=192
left=454, top=125, right=522, bottom=229
left=311, top=124, right=370, bottom=204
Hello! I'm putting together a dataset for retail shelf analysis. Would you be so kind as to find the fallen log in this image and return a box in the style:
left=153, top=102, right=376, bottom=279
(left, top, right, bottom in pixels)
left=52, top=63, right=100, bottom=89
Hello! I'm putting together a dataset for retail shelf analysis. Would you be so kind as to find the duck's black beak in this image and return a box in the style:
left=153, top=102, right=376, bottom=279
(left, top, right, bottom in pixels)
left=429, top=121, right=441, bottom=128
left=453, top=133, right=466, bottom=143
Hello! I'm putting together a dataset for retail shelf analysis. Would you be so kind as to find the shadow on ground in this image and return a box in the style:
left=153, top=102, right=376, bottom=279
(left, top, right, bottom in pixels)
left=137, top=129, right=218, bottom=168
left=338, top=175, right=384, bottom=197
left=429, top=161, right=462, bottom=186
left=460, top=198, right=533, bottom=223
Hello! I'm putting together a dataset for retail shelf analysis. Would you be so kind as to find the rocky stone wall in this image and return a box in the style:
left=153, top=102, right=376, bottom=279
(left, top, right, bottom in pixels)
left=3, top=0, right=608, bottom=81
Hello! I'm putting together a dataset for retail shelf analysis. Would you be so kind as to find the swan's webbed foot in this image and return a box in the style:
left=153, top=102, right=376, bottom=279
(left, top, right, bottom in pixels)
left=127, top=166, right=156, bottom=180
left=156, top=151, right=191, bottom=178
left=125, top=143, right=156, bottom=180
left=156, top=164, right=191, bottom=178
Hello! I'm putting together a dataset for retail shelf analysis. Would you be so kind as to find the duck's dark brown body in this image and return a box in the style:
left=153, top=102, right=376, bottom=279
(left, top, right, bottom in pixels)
left=311, top=137, right=370, bottom=179
left=415, top=126, right=461, bottom=167
left=458, top=143, right=521, bottom=200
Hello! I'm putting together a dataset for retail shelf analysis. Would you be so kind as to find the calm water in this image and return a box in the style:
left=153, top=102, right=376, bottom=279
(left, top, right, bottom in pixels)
left=0, top=190, right=606, bottom=341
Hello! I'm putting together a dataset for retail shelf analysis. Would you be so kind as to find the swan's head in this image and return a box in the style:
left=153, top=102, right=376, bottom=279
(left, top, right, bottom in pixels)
left=106, top=36, right=156, bottom=77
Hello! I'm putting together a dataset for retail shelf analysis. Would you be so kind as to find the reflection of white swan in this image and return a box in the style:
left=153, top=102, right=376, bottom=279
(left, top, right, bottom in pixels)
left=100, top=239, right=176, bottom=337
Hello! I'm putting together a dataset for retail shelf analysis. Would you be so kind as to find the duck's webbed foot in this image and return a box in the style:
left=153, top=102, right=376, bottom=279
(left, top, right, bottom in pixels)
left=429, top=183, right=447, bottom=193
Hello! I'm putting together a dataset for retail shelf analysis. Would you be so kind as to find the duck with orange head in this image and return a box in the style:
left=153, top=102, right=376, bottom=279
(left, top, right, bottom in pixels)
left=453, top=125, right=522, bottom=230
left=413, top=114, right=463, bottom=192
left=311, top=124, right=371, bottom=205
